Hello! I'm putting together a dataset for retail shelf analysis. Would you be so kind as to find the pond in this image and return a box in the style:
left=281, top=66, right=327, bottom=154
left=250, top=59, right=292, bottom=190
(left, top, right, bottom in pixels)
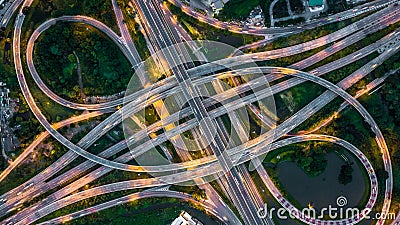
left=277, top=152, right=367, bottom=209
left=274, top=152, right=371, bottom=224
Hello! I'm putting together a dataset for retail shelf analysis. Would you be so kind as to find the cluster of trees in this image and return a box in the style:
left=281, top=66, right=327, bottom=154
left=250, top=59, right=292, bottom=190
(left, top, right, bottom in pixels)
left=217, top=0, right=306, bottom=26
left=373, top=54, right=400, bottom=199
left=324, top=0, right=349, bottom=15
left=52, top=0, right=117, bottom=31
left=170, top=185, right=207, bottom=201
left=0, top=27, right=7, bottom=40
left=217, top=0, right=261, bottom=20
left=0, top=156, right=5, bottom=171
left=26, top=0, right=118, bottom=36
left=34, top=22, right=131, bottom=102
left=82, top=0, right=117, bottom=31
left=217, top=0, right=274, bottom=26
left=273, top=0, right=289, bottom=19
left=294, top=143, right=328, bottom=177
left=7, top=93, right=44, bottom=146
left=382, top=76, right=400, bottom=127
left=289, top=0, right=305, bottom=14
left=259, top=0, right=272, bottom=26
left=376, top=51, right=400, bottom=126
left=322, top=64, right=399, bottom=200
left=338, top=163, right=353, bottom=185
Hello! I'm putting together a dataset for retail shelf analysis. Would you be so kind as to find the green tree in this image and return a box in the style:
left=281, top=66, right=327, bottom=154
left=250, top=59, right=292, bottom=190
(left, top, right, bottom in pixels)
left=338, top=164, right=353, bottom=185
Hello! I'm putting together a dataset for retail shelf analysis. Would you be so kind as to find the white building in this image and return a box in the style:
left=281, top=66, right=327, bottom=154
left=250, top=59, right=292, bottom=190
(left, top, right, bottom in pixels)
left=171, top=211, right=203, bottom=225
left=200, top=0, right=228, bottom=14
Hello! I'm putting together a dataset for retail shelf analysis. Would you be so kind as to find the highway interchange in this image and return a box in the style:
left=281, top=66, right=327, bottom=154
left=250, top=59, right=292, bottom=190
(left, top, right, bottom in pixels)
left=0, top=0, right=399, bottom=224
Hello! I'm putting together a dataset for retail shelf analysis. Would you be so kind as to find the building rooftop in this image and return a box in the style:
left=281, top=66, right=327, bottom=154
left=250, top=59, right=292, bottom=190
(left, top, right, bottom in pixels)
left=211, top=0, right=223, bottom=10
left=171, top=211, right=203, bottom=225
left=309, top=0, right=323, bottom=7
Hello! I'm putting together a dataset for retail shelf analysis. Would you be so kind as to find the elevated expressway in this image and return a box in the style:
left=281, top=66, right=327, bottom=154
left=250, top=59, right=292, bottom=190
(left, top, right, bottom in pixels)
left=111, top=0, right=149, bottom=86
left=133, top=0, right=265, bottom=223
left=0, top=0, right=396, bottom=32
left=35, top=189, right=233, bottom=225
left=25, top=5, right=400, bottom=111
left=9, top=15, right=396, bottom=209
left=11, top=134, right=378, bottom=225
left=131, top=2, right=249, bottom=224
left=3, top=0, right=396, bottom=224
left=15, top=23, right=397, bottom=200
left=167, top=0, right=399, bottom=36
left=5, top=14, right=396, bottom=225
left=10, top=23, right=398, bottom=221
left=12, top=18, right=396, bottom=211
left=132, top=2, right=261, bottom=224
left=0, top=109, right=112, bottom=182
left=7, top=44, right=396, bottom=221
left=111, top=0, right=142, bottom=66
left=10, top=24, right=397, bottom=222
left=3, top=44, right=396, bottom=221
left=8, top=15, right=396, bottom=207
